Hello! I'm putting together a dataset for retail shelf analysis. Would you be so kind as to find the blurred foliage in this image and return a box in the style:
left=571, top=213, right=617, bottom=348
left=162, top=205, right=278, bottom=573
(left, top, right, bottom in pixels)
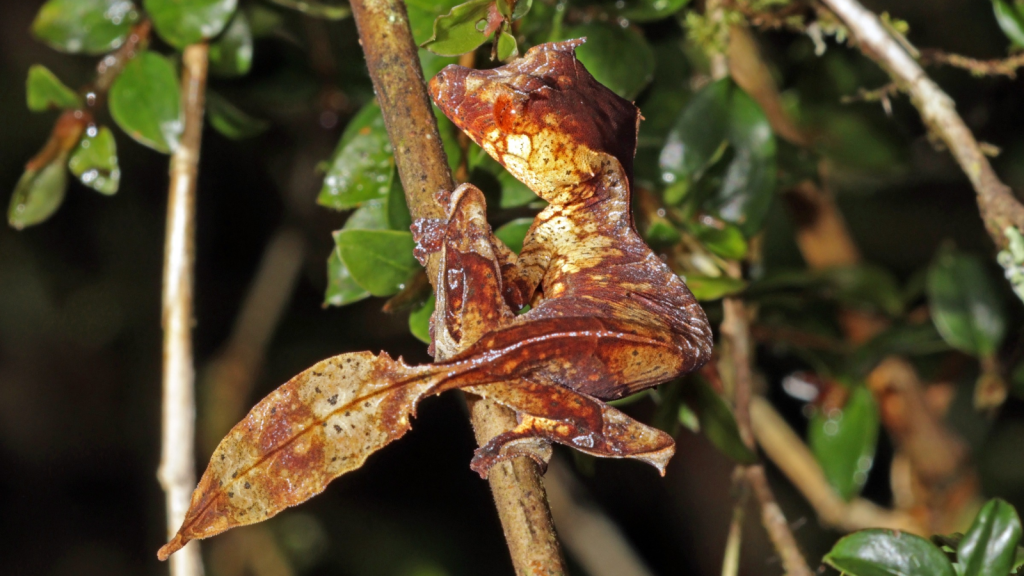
left=5, top=0, right=1024, bottom=574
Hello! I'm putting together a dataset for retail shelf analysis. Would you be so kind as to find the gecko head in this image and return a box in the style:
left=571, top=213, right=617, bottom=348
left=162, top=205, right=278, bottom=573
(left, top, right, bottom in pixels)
left=429, top=39, right=639, bottom=205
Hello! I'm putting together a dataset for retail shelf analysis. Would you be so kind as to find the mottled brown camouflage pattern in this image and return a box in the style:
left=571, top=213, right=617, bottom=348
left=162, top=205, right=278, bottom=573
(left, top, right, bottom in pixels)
left=159, top=40, right=711, bottom=561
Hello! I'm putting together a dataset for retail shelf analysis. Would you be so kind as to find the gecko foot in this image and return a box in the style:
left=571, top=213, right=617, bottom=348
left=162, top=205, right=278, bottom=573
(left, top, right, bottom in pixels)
left=470, top=427, right=553, bottom=478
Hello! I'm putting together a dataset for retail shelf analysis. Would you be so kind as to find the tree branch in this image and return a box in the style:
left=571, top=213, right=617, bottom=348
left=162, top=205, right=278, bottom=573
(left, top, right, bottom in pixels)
left=158, top=42, right=209, bottom=576
left=347, top=2, right=566, bottom=573
left=820, top=0, right=1024, bottom=250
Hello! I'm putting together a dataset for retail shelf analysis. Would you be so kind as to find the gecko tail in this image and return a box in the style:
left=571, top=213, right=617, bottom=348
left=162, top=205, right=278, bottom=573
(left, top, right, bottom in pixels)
left=158, top=350, right=448, bottom=560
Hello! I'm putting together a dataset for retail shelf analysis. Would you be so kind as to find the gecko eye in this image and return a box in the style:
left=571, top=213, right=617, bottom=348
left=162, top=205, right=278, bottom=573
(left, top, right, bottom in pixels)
left=493, top=94, right=522, bottom=132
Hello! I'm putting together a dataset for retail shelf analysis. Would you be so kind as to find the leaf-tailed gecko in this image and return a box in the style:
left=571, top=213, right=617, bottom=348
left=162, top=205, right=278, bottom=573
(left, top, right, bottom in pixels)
left=159, top=39, right=712, bottom=560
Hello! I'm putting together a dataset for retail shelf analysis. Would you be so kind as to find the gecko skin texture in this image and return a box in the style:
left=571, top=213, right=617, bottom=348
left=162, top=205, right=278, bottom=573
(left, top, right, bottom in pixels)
left=424, top=38, right=712, bottom=400
left=158, top=39, right=712, bottom=560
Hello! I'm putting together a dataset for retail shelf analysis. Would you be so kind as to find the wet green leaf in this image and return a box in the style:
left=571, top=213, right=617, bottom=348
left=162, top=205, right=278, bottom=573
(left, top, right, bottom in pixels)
left=325, top=247, right=370, bottom=307
left=682, top=379, right=757, bottom=464
left=8, top=153, right=69, bottom=230
left=435, top=108, right=464, bottom=173
left=207, top=91, right=269, bottom=140
left=689, top=220, right=747, bottom=260
left=994, top=0, right=1024, bottom=47
left=685, top=275, right=747, bottom=302
left=145, top=0, right=238, bottom=49
left=824, top=530, right=957, bottom=576
left=26, top=65, right=82, bottom=112
left=927, top=247, right=1007, bottom=357
left=660, top=79, right=730, bottom=186
left=470, top=145, right=534, bottom=208
left=555, top=23, right=655, bottom=100
left=386, top=174, right=412, bottom=232
left=619, top=0, right=690, bottom=22
left=809, top=386, right=879, bottom=500
left=69, top=126, right=120, bottom=195
left=497, top=29, right=518, bottom=60
left=32, top=0, right=140, bottom=55
left=420, top=0, right=499, bottom=57
left=209, top=11, right=252, bottom=77
left=344, top=200, right=389, bottom=231
left=318, top=102, right=394, bottom=210
left=334, top=229, right=419, bottom=297
left=959, top=498, right=1022, bottom=576
left=661, top=80, right=777, bottom=236
left=495, top=218, right=534, bottom=254
left=409, top=294, right=435, bottom=344
left=713, top=86, right=776, bottom=236
left=108, top=52, right=182, bottom=154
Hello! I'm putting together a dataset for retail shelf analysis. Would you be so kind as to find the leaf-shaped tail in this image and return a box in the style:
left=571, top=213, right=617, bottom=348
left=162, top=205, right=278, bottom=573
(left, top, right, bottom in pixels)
left=157, top=351, right=439, bottom=560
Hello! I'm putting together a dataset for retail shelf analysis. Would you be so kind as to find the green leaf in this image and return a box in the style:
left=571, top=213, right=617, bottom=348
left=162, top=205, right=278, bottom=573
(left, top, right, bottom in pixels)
left=470, top=145, right=535, bottom=208
left=682, top=379, right=757, bottom=464
left=660, top=79, right=777, bottom=237
left=511, top=0, right=532, bottom=19
left=497, top=29, right=518, bottom=61
left=26, top=65, right=82, bottom=112
left=334, top=229, right=420, bottom=297
left=809, top=386, right=879, bottom=500
left=344, top=200, right=389, bottom=231
left=619, top=0, right=690, bottom=23
left=207, top=91, right=269, bottom=140
left=420, top=0, right=499, bottom=57
left=823, top=265, right=905, bottom=317
left=8, top=153, right=69, bottom=230
left=265, top=0, right=350, bottom=19
left=318, top=102, right=395, bottom=210
left=824, top=530, right=957, bottom=576
left=554, top=23, right=655, bottom=100
left=108, top=52, right=182, bottom=154
left=409, top=294, right=435, bottom=344
left=994, top=0, right=1024, bottom=47
left=32, top=0, right=140, bottom=55
left=685, top=275, right=747, bottom=302
left=209, top=11, right=252, bottom=77
left=689, top=220, right=748, bottom=260
left=927, top=247, right=1007, bottom=357
left=714, top=86, right=776, bottom=236
left=495, top=218, right=534, bottom=254
left=145, top=0, right=238, bottom=49
left=959, top=499, right=1023, bottom=576
left=386, top=174, right=412, bottom=232
left=325, top=248, right=370, bottom=307
left=69, top=126, right=120, bottom=195
left=660, top=80, right=730, bottom=185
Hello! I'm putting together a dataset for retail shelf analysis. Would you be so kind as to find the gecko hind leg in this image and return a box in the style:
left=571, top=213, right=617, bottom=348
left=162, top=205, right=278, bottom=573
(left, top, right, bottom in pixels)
left=465, top=378, right=676, bottom=478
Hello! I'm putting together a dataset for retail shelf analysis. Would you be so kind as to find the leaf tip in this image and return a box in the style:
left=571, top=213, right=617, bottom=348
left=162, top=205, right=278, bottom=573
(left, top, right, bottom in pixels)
left=156, top=534, right=188, bottom=561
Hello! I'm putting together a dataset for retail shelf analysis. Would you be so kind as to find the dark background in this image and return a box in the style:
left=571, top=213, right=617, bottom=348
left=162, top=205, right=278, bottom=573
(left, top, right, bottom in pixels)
left=2, top=0, right=1024, bottom=575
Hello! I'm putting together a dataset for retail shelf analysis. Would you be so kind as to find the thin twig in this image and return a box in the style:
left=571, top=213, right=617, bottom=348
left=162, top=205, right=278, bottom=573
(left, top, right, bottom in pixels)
left=347, top=2, right=566, bottom=574
left=157, top=42, right=209, bottom=576
left=546, top=458, right=657, bottom=576
left=721, top=292, right=814, bottom=576
left=749, top=397, right=921, bottom=533
left=820, top=0, right=1024, bottom=250
left=919, top=48, right=1024, bottom=79
left=202, top=227, right=306, bottom=452
left=720, top=470, right=749, bottom=576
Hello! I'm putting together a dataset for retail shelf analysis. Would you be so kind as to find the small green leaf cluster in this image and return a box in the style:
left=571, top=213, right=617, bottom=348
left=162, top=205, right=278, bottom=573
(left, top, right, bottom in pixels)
left=13, top=0, right=274, bottom=228
left=825, top=498, right=1024, bottom=576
